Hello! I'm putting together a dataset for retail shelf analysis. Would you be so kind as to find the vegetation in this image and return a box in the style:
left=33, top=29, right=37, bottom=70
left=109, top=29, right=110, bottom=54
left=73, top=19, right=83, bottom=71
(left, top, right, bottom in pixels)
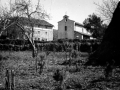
left=0, top=0, right=120, bottom=90
left=85, top=1, right=120, bottom=79
left=83, top=13, right=107, bottom=39
left=95, top=0, right=118, bottom=24
left=1, top=50, right=120, bottom=90
left=0, top=0, right=50, bottom=75
left=0, top=39, right=101, bottom=53
left=0, top=0, right=49, bottom=57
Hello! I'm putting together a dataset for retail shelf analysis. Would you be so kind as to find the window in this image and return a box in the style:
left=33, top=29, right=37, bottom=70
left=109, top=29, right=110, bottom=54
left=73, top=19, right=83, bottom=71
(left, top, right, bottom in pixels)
left=45, top=32, right=47, bottom=34
left=65, top=26, right=67, bottom=31
left=38, top=38, right=40, bottom=41
left=38, top=31, right=40, bottom=33
left=65, top=18, right=67, bottom=22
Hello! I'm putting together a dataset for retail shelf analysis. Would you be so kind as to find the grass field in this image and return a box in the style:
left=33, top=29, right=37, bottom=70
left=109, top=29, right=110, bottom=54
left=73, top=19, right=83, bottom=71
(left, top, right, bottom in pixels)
left=0, top=51, right=120, bottom=90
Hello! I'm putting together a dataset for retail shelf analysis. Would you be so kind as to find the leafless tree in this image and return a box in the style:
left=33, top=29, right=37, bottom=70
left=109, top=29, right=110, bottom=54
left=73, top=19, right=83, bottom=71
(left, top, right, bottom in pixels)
left=1, top=0, right=49, bottom=55
left=12, top=0, right=49, bottom=58
left=0, top=0, right=49, bottom=73
left=0, top=0, right=16, bottom=36
left=95, top=0, right=118, bottom=24
left=13, top=0, right=50, bottom=73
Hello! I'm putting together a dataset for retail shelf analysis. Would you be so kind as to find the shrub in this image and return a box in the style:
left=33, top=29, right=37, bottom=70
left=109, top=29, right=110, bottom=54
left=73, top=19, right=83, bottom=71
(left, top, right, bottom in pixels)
left=0, top=55, right=2, bottom=61
left=62, top=77, right=82, bottom=90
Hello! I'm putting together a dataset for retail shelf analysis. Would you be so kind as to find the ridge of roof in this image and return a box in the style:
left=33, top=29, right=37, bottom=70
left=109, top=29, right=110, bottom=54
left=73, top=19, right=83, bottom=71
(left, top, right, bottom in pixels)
left=10, top=17, right=54, bottom=27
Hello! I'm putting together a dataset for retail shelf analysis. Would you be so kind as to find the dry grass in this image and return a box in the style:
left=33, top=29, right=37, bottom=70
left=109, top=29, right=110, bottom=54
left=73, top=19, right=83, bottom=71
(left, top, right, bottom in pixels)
left=0, top=51, right=120, bottom=90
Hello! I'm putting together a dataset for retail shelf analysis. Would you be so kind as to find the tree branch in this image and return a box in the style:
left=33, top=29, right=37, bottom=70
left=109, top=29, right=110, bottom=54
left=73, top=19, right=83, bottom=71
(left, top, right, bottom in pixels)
left=94, top=0, right=118, bottom=24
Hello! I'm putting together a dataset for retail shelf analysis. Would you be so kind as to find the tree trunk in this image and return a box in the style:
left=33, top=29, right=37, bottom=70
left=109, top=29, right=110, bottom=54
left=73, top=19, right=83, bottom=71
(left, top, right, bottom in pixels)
left=85, top=1, right=120, bottom=77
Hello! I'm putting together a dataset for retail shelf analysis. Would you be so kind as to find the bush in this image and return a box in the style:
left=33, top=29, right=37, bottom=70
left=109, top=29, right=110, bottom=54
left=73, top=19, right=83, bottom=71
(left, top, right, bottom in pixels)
left=0, top=55, right=2, bottom=61
left=62, top=77, right=82, bottom=90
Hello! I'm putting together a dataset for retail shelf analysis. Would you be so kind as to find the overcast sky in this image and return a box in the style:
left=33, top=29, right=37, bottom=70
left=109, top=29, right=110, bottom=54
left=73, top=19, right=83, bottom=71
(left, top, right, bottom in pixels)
left=0, top=0, right=103, bottom=29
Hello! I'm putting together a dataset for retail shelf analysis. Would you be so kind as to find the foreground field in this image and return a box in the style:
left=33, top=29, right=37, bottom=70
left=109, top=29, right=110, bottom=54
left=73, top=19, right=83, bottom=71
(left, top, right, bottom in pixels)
left=0, top=51, right=120, bottom=90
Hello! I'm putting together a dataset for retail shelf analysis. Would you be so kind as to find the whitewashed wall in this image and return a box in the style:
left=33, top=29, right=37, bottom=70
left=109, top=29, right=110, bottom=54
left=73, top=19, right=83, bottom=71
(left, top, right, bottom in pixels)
left=33, top=27, right=53, bottom=41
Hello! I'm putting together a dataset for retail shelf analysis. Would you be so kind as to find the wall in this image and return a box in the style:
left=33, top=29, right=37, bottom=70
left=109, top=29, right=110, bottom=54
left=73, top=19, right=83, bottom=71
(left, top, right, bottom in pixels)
left=75, top=25, right=83, bottom=33
left=58, top=16, right=74, bottom=39
left=1, top=24, right=27, bottom=40
left=74, top=31, right=83, bottom=39
left=33, top=27, right=53, bottom=41
left=75, top=24, right=89, bottom=35
left=53, top=29, right=58, bottom=41
left=58, top=15, right=91, bottom=40
left=74, top=24, right=91, bottom=40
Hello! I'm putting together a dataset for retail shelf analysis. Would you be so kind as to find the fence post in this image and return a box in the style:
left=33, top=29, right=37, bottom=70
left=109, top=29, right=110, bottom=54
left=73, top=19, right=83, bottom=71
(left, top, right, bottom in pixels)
left=5, top=69, right=10, bottom=90
left=5, top=69, right=15, bottom=90
left=35, top=58, right=38, bottom=73
left=10, top=70, right=14, bottom=90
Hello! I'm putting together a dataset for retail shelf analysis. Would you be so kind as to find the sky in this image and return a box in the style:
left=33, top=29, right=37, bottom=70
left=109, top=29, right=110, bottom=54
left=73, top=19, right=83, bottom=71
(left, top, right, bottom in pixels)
left=0, top=0, right=102, bottom=29
left=39, top=0, right=102, bottom=29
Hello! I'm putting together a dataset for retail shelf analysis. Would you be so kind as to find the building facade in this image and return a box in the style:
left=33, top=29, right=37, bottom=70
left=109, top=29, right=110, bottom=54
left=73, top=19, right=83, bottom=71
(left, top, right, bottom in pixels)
left=58, top=15, right=74, bottom=39
left=53, top=29, right=58, bottom=41
left=33, top=26, right=53, bottom=41
left=1, top=17, right=54, bottom=41
left=58, top=15, right=91, bottom=40
left=74, top=22, right=91, bottom=39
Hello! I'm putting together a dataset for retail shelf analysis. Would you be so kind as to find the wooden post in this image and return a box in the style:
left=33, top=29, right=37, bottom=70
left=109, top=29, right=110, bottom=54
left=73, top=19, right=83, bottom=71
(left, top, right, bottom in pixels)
left=10, top=70, right=14, bottom=90
left=5, top=69, right=10, bottom=90
left=35, top=58, right=38, bottom=73
left=5, top=69, right=15, bottom=90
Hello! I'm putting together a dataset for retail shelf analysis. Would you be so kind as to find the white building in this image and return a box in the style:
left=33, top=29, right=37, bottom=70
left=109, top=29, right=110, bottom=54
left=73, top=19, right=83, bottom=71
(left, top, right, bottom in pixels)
left=74, top=22, right=91, bottom=39
left=22, top=17, right=54, bottom=41
left=5, top=17, right=54, bottom=41
left=33, top=27, right=53, bottom=41
left=58, top=15, right=91, bottom=40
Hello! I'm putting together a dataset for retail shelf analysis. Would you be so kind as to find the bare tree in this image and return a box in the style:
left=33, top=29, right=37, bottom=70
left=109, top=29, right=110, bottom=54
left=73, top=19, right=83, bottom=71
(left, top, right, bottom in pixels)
left=0, top=1, right=19, bottom=57
left=95, top=0, right=118, bottom=24
left=0, top=0, right=49, bottom=73
left=12, top=0, right=50, bottom=73
left=12, top=0, right=49, bottom=58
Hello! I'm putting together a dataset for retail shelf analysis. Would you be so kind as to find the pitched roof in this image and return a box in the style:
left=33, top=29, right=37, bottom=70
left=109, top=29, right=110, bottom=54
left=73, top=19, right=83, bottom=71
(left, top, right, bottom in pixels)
left=10, top=17, right=54, bottom=27
left=75, top=22, right=84, bottom=27
left=74, top=31, right=91, bottom=36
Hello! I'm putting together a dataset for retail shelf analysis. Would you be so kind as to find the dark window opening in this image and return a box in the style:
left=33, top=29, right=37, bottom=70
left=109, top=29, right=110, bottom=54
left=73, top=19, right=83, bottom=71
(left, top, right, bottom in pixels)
left=65, top=26, right=67, bottom=31
left=65, top=18, right=67, bottom=22
left=38, top=38, right=40, bottom=41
